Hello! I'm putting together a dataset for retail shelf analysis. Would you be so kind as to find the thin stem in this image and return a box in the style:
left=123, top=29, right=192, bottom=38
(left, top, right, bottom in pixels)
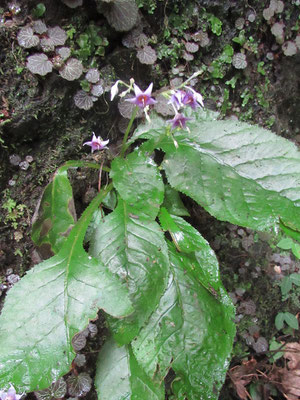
left=120, top=106, right=138, bottom=158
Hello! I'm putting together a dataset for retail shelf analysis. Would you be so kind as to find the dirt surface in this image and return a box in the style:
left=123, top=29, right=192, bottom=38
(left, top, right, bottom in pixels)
left=0, top=1, right=300, bottom=399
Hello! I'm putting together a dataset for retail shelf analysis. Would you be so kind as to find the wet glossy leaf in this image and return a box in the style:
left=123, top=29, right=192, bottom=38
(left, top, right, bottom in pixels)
left=27, top=54, right=53, bottom=76
left=59, top=58, right=83, bottom=81
left=67, top=373, right=92, bottom=397
left=162, top=184, right=190, bottom=216
left=0, top=188, right=133, bottom=393
left=159, top=208, right=205, bottom=252
left=137, top=109, right=300, bottom=232
left=32, top=168, right=76, bottom=258
left=17, top=27, right=40, bottom=48
left=104, top=0, right=138, bottom=32
left=110, top=151, right=164, bottom=219
left=132, top=242, right=235, bottom=400
left=89, top=199, right=169, bottom=344
left=137, top=45, right=157, bottom=65
left=95, top=338, right=164, bottom=400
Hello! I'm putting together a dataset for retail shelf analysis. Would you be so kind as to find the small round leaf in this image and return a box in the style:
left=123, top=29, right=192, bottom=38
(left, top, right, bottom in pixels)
left=104, top=0, right=138, bottom=32
left=91, top=84, right=104, bottom=97
left=56, top=46, right=71, bottom=60
left=17, top=27, right=40, bottom=48
left=85, top=68, right=100, bottom=83
left=185, top=42, right=199, bottom=53
left=27, top=53, right=53, bottom=76
left=48, top=26, right=67, bottom=46
left=33, top=20, right=47, bottom=34
left=137, top=45, right=157, bottom=64
left=74, top=90, right=94, bottom=110
left=232, top=53, right=247, bottom=69
left=59, top=58, right=83, bottom=81
left=67, top=373, right=92, bottom=397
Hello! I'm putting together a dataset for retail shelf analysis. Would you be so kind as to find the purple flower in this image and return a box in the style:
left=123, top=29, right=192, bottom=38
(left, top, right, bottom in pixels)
left=0, top=386, right=22, bottom=400
left=126, top=83, right=156, bottom=108
left=169, top=88, right=204, bottom=110
left=167, top=113, right=192, bottom=130
left=83, top=133, right=109, bottom=153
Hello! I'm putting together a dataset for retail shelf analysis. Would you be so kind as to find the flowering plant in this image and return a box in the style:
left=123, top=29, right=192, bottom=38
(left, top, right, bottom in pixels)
left=1, top=74, right=300, bottom=400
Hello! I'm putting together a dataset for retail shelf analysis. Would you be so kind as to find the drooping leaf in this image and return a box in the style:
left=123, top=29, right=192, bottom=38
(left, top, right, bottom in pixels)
left=17, top=27, right=40, bottom=48
left=59, top=58, right=83, bottom=81
left=74, top=90, right=94, bottom=110
left=110, top=151, right=164, bottom=219
left=31, top=167, right=76, bottom=258
left=95, top=338, right=164, bottom=400
left=134, top=109, right=300, bottom=232
left=132, top=242, right=235, bottom=400
left=159, top=208, right=206, bottom=253
left=26, top=54, right=53, bottom=76
left=103, top=0, right=138, bottom=32
left=0, top=186, right=133, bottom=393
left=89, top=199, right=169, bottom=344
left=162, top=184, right=190, bottom=216
left=137, top=45, right=157, bottom=65
left=47, top=26, right=67, bottom=46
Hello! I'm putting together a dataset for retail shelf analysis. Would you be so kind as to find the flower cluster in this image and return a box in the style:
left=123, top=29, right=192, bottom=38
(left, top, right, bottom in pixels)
left=82, top=77, right=204, bottom=152
left=167, top=87, right=204, bottom=130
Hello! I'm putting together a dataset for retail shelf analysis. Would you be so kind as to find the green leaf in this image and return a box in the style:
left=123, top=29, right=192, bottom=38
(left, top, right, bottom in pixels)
left=159, top=208, right=207, bottom=253
left=280, top=276, right=292, bottom=296
left=277, top=238, right=293, bottom=250
left=269, top=338, right=284, bottom=362
left=279, top=220, right=300, bottom=242
left=89, top=199, right=169, bottom=344
left=95, top=338, right=164, bottom=400
left=31, top=168, right=76, bottom=258
left=31, top=161, right=103, bottom=258
left=283, top=312, right=299, bottom=330
left=162, top=184, right=190, bottom=216
left=110, top=151, right=164, bottom=219
left=275, top=313, right=285, bottom=330
left=160, top=108, right=300, bottom=232
left=291, top=242, right=300, bottom=259
left=132, top=242, right=235, bottom=400
left=290, top=273, right=300, bottom=286
left=0, top=185, right=133, bottom=393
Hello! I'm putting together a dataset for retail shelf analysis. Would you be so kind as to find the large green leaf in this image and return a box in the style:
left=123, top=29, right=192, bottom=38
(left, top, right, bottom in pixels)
left=132, top=110, right=300, bottom=231
left=162, top=184, right=190, bottom=217
left=95, top=338, right=164, bottom=400
left=110, top=151, right=164, bottom=219
left=132, top=242, right=235, bottom=400
left=31, top=161, right=106, bottom=258
left=31, top=168, right=76, bottom=258
left=0, top=185, right=133, bottom=393
left=89, top=199, right=169, bottom=344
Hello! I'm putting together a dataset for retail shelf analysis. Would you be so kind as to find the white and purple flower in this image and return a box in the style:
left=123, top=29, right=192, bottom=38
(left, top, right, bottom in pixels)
left=0, top=386, right=22, bottom=400
left=169, top=87, right=204, bottom=110
left=126, top=83, right=156, bottom=109
left=83, top=133, right=109, bottom=153
left=167, top=113, right=192, bottom=130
